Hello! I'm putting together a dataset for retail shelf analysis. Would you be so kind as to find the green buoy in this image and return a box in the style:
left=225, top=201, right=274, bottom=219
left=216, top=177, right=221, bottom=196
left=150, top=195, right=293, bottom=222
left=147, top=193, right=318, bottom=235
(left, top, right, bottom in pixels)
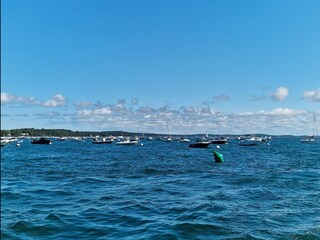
left=213, top=151, right=224, bottom=163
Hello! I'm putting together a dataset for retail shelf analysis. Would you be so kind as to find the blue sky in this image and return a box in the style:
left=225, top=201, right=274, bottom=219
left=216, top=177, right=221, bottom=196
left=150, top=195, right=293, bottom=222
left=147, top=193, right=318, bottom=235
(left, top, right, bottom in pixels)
left=1, top=0, right=319, bottom=135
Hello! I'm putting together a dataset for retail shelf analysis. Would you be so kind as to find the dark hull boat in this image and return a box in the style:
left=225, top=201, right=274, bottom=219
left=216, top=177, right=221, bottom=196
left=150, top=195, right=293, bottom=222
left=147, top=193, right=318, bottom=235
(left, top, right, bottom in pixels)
left=31, top=138, right=52, bottom=144
left=189, top=141, right=211, bottom=148
left=93, top=140, right=113, bottom=144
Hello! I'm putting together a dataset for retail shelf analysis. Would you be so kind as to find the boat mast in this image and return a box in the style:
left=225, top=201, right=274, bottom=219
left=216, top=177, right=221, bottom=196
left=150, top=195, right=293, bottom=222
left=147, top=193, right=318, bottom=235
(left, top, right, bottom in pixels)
left=313, top=112, right=318, bottom=137
left=166, top=123, right=172, bottom=139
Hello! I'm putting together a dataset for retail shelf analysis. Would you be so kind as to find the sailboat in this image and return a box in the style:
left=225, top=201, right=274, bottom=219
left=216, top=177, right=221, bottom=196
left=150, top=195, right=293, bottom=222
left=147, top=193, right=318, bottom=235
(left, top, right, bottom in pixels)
left=300, top=112, right=318, bottom=143
left=162, top=124, right=172, bottom=142
left=211, top=124, right=228, bottom=144
left=189, top=130, right=211, bottom=148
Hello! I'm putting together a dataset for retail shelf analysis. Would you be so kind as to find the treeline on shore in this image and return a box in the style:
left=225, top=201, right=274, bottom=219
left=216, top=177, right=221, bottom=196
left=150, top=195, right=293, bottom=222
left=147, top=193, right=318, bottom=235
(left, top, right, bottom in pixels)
left=1, top=128, right=142, bottom=138
left=1, top=128, right=296, bottom=138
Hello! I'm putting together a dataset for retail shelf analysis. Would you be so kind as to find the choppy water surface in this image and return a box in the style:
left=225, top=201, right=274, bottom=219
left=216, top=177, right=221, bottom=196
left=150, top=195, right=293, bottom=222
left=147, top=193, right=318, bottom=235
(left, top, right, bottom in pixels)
left=1, top=137, right=320, bottom=239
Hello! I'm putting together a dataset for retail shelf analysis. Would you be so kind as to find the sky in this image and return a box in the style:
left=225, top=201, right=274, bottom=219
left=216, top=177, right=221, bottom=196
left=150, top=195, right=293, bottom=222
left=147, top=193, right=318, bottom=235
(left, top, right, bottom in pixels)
left=1, top=0, right=320, bottom=135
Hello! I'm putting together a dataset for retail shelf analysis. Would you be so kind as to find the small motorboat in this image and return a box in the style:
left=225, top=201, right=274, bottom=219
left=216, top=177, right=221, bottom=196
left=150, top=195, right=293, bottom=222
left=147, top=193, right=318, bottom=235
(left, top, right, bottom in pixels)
left=92, top=137, right=113, bottom=144
left=1, top=139, right=10, bottom=146
left=211, top=137, right=228, bottom=144
left=31, top=138, right=52, bottom=145
left=239, top=137, right=261, bottom=146
left=116, top=138, right=139, bottom=145
left=179, top=138, right=191, bottom=142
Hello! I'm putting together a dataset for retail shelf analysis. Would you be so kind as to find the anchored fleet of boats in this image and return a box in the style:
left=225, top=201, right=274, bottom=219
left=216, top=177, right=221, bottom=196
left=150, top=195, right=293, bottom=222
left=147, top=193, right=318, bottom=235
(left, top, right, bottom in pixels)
left=0, top=133, right=318, bottom=148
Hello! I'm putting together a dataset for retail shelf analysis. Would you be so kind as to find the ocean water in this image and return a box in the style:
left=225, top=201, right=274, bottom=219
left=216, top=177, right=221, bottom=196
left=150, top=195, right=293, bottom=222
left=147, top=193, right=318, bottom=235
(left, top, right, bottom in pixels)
left=1, top=137, right=320, bottom=240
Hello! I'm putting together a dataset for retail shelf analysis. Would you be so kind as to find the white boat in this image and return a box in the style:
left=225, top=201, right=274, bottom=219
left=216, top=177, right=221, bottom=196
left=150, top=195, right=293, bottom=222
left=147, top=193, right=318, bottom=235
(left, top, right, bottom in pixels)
left=1, top=139, right=10, bottom=146
left=239, top=137, right=261, bottom=146
left=161, top=136, right=172, bottom=142
left=211, top=137, right=228, bottom=144
left=57, top=137, right=67, bottom=141
left=1, top=136, right=17, bottom=146
left=300, top=137, right=316, bottom=144
left=70, top=137, right=85, bottom=142
left=93, top=137, right=113, bottom=144
left=116, top=138, right=139, bottom=145
left=212, top=125, right=228, bottom=144
left=162, top=124, right=173, bottom=142
left=179, top=138, right=191, bottom=142
left=301, top=112, right=318, bottom=144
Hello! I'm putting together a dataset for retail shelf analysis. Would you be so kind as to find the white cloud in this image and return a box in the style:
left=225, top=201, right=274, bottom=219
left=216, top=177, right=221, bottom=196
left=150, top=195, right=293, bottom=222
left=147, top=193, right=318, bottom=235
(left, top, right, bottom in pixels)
left=237, top=108, right=307, bottom=119
left=1, top=92, right=66, bottom=107
left=1, top=92, right=37, bottom=105
left=1, top=92, right=13, bottom=104
left=95, top=107, right=112, bottom=115
left=302, top=89, right=320, bottom=102
left=271, top=87, right=289, bottom=101
left=268, top=108, right=306, bottom=116
left=43, top=94, right=66, bottom=107
left=234, top=108, right=310, bottom=134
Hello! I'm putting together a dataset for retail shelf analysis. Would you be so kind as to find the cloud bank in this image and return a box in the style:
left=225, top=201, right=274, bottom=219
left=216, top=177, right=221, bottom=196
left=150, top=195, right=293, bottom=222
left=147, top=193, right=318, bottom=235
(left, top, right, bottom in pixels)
left=2, top=92, right=318, bottom=135
left=73, top=100, right=312, bottom=135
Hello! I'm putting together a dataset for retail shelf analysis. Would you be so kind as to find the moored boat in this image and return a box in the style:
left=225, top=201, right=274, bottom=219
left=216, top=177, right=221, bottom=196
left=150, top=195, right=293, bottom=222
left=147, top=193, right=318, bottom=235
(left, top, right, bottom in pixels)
left=92, top=137, right=113, bottom=144
left=1, top=139, right=10, bottom=147
left=189, top=140, right=211, bottom=148
left=56, top=137, right=67, bottom=141
left=1, top=137, right=18, bottom=146
left=116, top=138, right=139, bottom=145
left=300, top=136, right=316, bottom=144
left=239, top=137, right=261, bottom=146
left=179, top=138, right=191, bottom=142
left=211, top=137, right=228, bottom=144
left=300, top=112, right=318, bottom=144
left=31, top=138, right=52, bottom=145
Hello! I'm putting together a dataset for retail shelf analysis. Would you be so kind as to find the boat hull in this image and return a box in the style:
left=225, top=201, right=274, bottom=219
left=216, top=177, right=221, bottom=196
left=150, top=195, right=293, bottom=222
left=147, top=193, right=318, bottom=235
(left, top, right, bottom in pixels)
left=239, top=141, right=260, bottom=146
left=300, top=138, right=316, bottom=143
left=31, top=138, right=52, bottom=145
left=116, top=141, right=139, bottom=145
left=211, top=140, right=228, bottom=144
left=93, top=141, right=113, bottom=144
left=189, top=142, right=211, bottom=148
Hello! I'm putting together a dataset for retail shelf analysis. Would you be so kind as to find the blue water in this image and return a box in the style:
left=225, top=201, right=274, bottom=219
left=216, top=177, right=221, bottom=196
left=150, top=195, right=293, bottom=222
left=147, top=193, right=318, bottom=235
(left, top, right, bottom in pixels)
left=1, top=137, right=320, bottom=239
